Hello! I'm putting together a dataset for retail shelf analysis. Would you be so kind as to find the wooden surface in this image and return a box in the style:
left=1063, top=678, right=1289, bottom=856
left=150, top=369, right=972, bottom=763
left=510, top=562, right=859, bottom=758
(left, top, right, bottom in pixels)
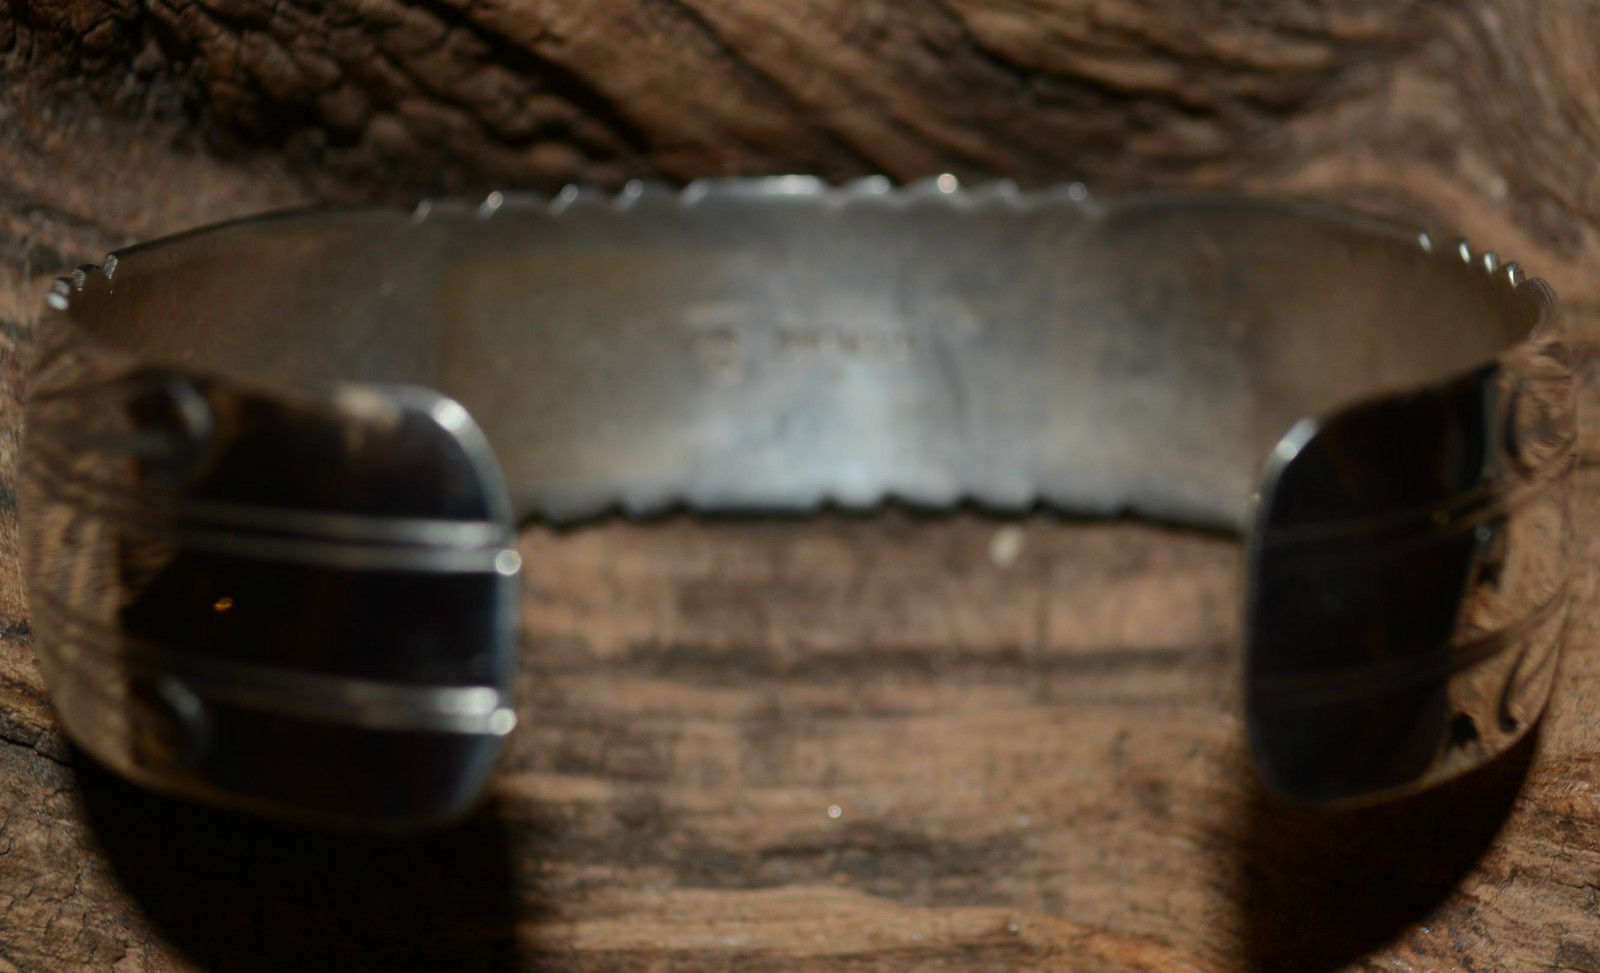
left=6, top=1, right=1600, bottom=969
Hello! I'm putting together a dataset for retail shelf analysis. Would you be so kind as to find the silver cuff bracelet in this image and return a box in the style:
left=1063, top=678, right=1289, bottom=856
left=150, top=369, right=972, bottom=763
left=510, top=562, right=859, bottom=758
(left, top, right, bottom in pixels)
left=21, top=180, right=1574, bottom=830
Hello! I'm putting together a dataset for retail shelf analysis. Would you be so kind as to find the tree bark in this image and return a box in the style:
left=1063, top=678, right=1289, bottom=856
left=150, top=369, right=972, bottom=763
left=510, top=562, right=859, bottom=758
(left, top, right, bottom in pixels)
left=4, top=1, right=1600, bottom=970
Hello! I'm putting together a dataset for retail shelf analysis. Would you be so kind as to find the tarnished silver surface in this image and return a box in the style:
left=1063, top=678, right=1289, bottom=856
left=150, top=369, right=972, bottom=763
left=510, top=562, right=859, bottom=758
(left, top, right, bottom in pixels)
left=20, top=178, right=1574, bottom=827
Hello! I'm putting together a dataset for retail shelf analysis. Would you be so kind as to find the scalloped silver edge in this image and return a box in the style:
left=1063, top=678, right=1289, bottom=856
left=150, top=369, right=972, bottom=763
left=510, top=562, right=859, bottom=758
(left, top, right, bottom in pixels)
left=49, top=180, right=1535, bottom=313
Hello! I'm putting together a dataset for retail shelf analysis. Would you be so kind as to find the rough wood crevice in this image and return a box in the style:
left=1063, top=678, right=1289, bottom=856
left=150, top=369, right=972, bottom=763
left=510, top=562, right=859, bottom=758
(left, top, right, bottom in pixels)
left=9, top=0, right=1438, bottom=195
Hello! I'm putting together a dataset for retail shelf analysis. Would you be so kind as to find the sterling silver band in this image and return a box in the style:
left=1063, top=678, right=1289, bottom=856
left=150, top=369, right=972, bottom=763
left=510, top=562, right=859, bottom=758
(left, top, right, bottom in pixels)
left=21, top=178, right=1574, bottom=829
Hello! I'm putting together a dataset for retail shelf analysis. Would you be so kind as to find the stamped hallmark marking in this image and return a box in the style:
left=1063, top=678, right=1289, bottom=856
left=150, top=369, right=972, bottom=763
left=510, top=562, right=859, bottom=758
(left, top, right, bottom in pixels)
left=690, top=321, right=923, bottom=381
left=775, top=325, right=920, bottom=359
left=685, top=301, right=925, bottom=379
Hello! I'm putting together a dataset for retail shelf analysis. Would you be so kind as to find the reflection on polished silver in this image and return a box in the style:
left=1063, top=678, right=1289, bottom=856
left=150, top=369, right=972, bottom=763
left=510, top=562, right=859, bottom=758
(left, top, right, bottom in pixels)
left=21, top=178, right=1574, bottom=829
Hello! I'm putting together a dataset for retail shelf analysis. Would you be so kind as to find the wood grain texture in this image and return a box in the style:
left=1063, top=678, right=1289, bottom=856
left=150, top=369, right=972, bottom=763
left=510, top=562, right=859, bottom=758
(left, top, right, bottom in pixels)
left=5, top=1, right=1600, bottom=970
